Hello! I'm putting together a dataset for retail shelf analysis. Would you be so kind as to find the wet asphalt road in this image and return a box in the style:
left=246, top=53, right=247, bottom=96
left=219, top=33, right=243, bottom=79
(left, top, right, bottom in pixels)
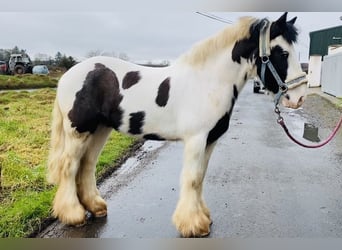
left=39, top=83, right=342, bottom=238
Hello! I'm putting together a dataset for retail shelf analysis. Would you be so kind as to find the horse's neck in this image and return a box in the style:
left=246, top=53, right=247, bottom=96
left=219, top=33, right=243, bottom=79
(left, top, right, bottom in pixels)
left=176, top=18, right=258, bottom=87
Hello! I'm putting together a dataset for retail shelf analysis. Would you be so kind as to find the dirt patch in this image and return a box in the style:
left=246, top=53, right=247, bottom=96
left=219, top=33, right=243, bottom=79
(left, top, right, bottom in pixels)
left=295, top=93, right=342, bottom=130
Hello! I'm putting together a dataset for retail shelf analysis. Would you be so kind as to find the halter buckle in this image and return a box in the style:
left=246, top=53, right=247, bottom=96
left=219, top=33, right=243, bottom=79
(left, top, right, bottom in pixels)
left=279, top=84, right=288, bottom=93
left=261, top=56, right=269, bottom=64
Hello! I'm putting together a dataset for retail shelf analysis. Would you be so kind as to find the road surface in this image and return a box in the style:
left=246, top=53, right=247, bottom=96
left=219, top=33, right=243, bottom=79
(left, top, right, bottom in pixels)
left=39, top=83, right=342, bottom=238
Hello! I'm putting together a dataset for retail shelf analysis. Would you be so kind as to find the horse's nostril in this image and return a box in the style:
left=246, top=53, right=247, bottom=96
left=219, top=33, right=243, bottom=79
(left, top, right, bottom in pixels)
left=285, top=94, right=290, bottom=100
left=298, top=96, right=304, bottom=103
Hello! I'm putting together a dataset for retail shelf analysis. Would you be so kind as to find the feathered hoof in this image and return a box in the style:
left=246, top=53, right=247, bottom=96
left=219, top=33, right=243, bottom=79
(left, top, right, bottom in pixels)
left=94, top=209, right=107, bottom=218
left=53, top=201, right=87, bottom=226
left=81, top=195, right=108, bottom=218
left=172, top=208, right=212, bottom=238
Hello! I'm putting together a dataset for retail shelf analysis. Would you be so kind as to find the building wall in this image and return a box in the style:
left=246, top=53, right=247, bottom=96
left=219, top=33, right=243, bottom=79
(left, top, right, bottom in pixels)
left=309, top=26, right=342, bottom=57
left=308, top=25, right=342, bottom=88
left=308, top=55, right=322, bottom=87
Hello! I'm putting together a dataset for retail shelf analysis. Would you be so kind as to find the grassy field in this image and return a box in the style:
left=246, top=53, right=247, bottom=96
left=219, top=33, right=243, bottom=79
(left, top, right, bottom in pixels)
left=0, top=74, right=58, bottom=90
left=0, top=89, right=136, bottom=237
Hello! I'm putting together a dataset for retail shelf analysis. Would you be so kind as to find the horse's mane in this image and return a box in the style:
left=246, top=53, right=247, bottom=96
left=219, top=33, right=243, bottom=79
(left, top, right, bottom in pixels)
left=179, top=16, right=258, bottom=66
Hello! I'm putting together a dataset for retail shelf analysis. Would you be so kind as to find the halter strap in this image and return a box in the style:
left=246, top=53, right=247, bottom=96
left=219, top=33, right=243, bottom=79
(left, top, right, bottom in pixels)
left=259, top=18, right=271, bottom=58
left=258, top=19, right=306, bottom=106
left=259, top=19, right=288, bottom=105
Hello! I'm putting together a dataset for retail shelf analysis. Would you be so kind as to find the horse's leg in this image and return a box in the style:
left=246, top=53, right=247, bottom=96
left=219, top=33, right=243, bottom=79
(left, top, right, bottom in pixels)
left=200, top=142, right=216, bottom=224
left=172, top=135, right=216, bottom=237
left=52, top=121, right=91, bottom=226
left=76, top=126, right=112, bottom=218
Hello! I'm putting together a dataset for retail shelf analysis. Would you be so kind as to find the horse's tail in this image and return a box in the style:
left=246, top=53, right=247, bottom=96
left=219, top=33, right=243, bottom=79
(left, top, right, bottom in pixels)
left=47, top=97, right=65, bottom=185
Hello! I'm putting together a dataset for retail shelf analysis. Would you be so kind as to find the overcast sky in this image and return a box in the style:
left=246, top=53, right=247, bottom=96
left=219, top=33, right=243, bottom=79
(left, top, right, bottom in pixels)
left=1, top=12, right=342, bottom=63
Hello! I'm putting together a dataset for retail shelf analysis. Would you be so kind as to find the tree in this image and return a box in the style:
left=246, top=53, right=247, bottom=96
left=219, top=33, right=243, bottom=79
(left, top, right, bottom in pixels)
left=55, top=52, right=63, bottom=66
left=118, top=52, right=129, bottom=61
left=11, top=46, right=26, bottom=55
left=86, top=50, right=129, bottom=60
left=86, top=49, right=103, bottom=58
left=59, top=55, right=77, bottom=70
left=34, top=53, right=52, bottom=65
left=0, top=49, right=10, bottom=61
left=0, top=46, right=27, bottom=61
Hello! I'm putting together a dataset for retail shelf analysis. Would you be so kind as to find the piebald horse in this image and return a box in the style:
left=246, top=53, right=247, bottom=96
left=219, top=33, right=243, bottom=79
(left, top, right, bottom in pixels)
left=48, top=12, right=307, bottom=237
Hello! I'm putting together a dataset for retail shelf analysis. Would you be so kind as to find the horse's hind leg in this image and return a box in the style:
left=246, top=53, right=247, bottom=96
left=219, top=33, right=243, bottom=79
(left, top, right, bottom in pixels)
left=52, top=121, right=91, bottom=226
left=76, top=126, right=112, bottom=218
left=172, top=135, right=216, bottom=237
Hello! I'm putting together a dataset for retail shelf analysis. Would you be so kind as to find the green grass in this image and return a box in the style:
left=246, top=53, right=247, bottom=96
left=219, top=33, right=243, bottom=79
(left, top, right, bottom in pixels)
left=0, top=74, right=58, bottom=90
left=336, top=98, right=342, bottom=109
left=0, top=89, right=136, bottom=237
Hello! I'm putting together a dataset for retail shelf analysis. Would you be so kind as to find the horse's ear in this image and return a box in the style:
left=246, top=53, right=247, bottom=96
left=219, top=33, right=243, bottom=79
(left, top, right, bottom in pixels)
left=270, top=12, right=288, bottom=39
left=269, top=12, right=298, bottom=42
left=275, top=12, right=288, bottom=27
left=287, top=16, right=297, bottom=25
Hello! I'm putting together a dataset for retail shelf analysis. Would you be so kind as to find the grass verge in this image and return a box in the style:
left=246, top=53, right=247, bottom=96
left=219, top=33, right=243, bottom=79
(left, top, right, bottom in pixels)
left=336, top=98, right=342, bottom=109
left=0, top=74, right=58, bottom=90
left=0, top=89, right=137, bottom=237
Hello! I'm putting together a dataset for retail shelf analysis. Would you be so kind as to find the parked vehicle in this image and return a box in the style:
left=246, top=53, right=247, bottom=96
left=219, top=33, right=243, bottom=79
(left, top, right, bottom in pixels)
left=32, top=65, right=49, bottom=75
left=253, top=77, right=263, bottom=93
left=7, top=54, right=33, bottom=75
left=0, top=60, right=7, bottom=74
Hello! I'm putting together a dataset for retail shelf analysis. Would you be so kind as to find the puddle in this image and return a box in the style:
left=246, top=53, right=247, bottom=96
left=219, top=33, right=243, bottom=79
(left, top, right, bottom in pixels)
left=99, top=140, right=166, bottom=198
left=303, top=123, right=320, bottom=142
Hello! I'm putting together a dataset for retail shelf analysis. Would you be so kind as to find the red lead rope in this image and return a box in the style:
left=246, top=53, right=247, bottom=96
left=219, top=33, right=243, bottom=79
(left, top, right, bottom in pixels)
left=277, top=116, right=342, bottom=148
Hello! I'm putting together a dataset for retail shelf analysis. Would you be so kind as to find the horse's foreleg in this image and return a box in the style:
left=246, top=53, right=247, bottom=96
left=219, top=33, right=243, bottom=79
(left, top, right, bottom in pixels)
left=172, top=135, right=216, bottom=237
left=52, top=124, right=90, bottom=226
left=200, top=142, right=216, bottom=222
left=76, top=126, right=112, bottom=218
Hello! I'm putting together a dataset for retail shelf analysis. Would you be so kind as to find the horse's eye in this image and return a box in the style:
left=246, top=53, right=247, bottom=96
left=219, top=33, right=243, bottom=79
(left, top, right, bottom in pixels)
left=282, top=51, right=289, bottom=59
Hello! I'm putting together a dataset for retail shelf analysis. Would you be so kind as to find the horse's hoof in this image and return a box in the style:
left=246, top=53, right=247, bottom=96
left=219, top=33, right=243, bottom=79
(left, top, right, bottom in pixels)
left=94, top=210, right=107, bottom=218
left=200, top=230, right=211, bottom=237
left=74, top=220, right=86, bottom=227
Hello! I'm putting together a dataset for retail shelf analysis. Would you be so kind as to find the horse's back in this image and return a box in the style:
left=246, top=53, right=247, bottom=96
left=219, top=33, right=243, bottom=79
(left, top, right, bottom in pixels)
left=56, top=56, right=146, bottom=115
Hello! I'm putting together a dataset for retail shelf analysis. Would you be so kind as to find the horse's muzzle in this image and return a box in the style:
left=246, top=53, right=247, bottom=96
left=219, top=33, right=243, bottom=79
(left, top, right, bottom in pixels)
left=281, top=77, right=308, bottom=109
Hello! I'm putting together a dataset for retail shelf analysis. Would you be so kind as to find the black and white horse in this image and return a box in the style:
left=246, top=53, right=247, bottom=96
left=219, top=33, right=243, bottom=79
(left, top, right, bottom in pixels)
left=48, top=12, right=307, bottom=237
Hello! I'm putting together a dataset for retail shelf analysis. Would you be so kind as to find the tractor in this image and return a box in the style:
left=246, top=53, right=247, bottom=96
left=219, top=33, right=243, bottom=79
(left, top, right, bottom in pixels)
left=6, top=53, right=33, bottom=75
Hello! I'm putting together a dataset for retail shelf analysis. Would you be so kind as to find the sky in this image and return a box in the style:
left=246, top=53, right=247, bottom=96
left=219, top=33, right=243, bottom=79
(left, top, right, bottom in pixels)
left=1, top=12, right=342, bottom=63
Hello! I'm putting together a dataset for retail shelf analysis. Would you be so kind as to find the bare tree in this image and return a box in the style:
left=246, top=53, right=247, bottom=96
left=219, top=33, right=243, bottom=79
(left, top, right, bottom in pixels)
left=86, top=49, right=103, bottom=58
left=86, top=50, right=129, bottom=61
left=118, top=52, right=129, bottom=61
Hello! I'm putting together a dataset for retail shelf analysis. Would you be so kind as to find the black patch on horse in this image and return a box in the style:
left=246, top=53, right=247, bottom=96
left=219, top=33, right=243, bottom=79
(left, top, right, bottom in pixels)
left=231, top=20, right=260, bottom=64
left=206, top=85, right=238, bottom=146
left=206, top=112, right=231, bottom=146
left=122, top=71, right=141, bottom=89
left=129, top=111, right=145, bottom=134
left=232, top=38, right=258, bottom=64
left=256, top=45, right=288, bottom=94
left=156, top=77, right=170, bottom=107
left=143, top=133, right=166, bottom=141
left=233, top=84, right=239, bottom=99
left=68, top=63, right=123, bottom=133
